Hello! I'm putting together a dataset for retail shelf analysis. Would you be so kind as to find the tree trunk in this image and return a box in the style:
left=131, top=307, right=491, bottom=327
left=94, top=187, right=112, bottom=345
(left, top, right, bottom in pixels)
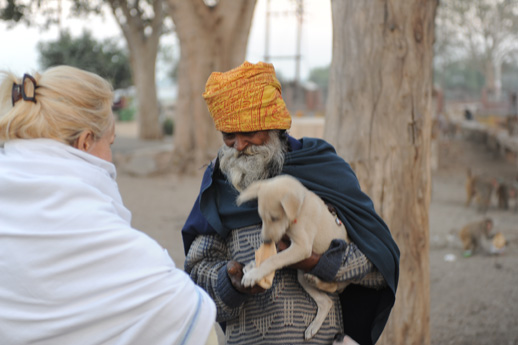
left=109, top=0, right=164, bottom=140
left=130, top=42, right=162, bottom=140
left=325, top=1, right=437, bottom=344
left=166, top=0, right=257, bottom=173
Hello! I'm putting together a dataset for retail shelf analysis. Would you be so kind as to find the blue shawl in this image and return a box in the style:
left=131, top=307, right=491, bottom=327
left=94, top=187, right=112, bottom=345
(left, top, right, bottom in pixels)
left=182, top=136, right=399, bottom=344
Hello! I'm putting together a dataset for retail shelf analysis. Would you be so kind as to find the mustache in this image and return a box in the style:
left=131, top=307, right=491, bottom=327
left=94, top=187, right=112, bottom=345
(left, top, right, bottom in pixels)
left=218, top=131, right=286, bottom=191
left=235, top=144, right=267, bottom=157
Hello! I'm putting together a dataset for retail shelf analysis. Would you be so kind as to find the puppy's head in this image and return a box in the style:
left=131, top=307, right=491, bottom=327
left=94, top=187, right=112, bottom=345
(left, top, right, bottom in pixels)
left=237, top=175, right=306, bottom=243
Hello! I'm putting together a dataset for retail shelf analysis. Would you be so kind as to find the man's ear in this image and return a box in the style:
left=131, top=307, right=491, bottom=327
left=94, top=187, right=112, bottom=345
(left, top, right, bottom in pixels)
left=74, top=130, right=94, bottom=152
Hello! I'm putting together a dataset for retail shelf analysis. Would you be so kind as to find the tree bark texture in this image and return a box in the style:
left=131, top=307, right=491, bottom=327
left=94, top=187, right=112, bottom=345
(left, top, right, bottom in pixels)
left=166, top=0, right=257, bottom=173
left=109, top=0, right=164, bottom=140
left=325, top=1, right=437, bottom=344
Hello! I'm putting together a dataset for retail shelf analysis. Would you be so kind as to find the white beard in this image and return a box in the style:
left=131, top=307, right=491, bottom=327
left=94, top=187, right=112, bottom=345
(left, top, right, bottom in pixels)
left=218, top=131, right=286, bottom=192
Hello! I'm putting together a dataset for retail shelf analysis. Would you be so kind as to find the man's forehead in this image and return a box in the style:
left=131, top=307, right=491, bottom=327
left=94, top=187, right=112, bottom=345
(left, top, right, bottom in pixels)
left=222, top=130, right=263, bottom=135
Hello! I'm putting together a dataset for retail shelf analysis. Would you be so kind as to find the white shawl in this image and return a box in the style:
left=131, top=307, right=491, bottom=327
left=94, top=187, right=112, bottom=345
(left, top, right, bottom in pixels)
left=0, top=139, right=216, bottom=345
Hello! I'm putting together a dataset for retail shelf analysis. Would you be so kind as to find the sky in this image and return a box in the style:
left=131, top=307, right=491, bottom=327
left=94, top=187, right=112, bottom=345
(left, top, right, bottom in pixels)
left=0, top=0, right=332, bottom=83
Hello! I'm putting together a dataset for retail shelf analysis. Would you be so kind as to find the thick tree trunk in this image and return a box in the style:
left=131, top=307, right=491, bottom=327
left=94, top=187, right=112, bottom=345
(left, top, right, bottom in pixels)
left=109, top=0, right=164, bottom=140
left=130, top=44, right=162, bottom=140
left=325, top=1, right=437, bottom=344
left=166, top=0, right=257, bottom=173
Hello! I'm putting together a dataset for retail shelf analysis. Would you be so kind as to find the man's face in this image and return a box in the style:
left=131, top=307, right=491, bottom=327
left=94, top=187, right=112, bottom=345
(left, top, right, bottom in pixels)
left=221, top=131, right=271, bottom=151
left=218, top=130, right=285, bottom=191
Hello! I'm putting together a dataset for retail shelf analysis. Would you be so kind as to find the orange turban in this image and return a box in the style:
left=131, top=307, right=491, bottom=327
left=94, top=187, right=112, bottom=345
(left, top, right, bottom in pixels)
left=203, top=61, right=291, bottom=133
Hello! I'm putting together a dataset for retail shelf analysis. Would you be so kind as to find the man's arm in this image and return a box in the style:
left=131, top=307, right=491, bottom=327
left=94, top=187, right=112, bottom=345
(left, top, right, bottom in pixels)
left=185, top=234, right=263, bottom=323
left=313, top=240, right=387, bottom=288
left=277, top=237, right=386, bottom=289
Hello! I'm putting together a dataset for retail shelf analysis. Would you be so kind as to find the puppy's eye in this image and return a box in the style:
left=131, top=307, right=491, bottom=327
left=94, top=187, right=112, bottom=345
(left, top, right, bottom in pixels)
left=270, top=216, right=279, bottom=222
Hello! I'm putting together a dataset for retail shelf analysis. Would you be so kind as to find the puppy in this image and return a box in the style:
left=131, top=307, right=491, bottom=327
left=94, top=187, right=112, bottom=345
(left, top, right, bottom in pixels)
left=237, top=174, right=349, bottom=340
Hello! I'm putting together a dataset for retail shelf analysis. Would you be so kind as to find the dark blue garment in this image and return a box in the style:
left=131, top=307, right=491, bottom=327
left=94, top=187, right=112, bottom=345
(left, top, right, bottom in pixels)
left=181, top=136, right=400, bottom=344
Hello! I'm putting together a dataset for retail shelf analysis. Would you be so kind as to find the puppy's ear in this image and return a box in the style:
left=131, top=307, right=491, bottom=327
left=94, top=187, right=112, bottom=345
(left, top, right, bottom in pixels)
left=236, top=181, right=262, bottom=206
left=280, top=188, right=305, bottom=221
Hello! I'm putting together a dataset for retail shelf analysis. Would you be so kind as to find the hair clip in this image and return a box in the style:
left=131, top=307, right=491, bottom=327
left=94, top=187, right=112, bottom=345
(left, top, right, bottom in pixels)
left=11, top=73, right=38, bottom=106
left=11, top=83, right=22, bottom=106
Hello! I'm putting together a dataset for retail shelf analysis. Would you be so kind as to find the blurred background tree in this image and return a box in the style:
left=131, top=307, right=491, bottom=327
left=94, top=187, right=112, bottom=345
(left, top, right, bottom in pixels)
left=325, top=1, right=438, bottom=343
left=165, top=0, right=257, bottom=173
left=1, top=0, right=170, bottom=140
left=71, top=0, right=169, bottom=140
left=434, top=0, right=518, bottom=101
left=308, top=65, right=329, bottom=103
left=38, top=29, right=132, bottom=90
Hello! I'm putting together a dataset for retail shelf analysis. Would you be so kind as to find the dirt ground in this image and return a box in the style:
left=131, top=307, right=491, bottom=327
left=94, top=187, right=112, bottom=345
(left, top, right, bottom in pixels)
left=116, top=133, right=518, bottom=345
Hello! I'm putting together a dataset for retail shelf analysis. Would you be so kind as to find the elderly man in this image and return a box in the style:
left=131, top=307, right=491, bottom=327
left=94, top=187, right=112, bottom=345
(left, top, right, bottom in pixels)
left=182, top=61, right=399, bottom=345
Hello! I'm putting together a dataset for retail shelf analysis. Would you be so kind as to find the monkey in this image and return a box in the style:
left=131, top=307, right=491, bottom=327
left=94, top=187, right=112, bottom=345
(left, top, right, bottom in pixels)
left=510, top=182, right=518, bottom=212
left=506, top=177, right=518, bottom=212
left=458, top=218, right=494, bottom=257
left=496, top=181, right=509, bottom=210
left=465, top=169, right=496, bottom=213
left=465, top=168, right=479, bottom=207
left=496, top=182, right=514, bottom=210
left=494, top=178, right=518, bottom=212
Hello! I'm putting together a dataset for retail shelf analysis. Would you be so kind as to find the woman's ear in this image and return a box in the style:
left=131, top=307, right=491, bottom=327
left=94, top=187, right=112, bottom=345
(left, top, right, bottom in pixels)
left=74, top=130, right=94, bottom=152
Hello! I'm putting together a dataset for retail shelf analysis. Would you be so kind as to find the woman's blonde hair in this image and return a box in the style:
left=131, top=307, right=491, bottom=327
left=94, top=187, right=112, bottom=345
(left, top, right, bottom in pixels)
left=0, top=65, right=114, bottom=145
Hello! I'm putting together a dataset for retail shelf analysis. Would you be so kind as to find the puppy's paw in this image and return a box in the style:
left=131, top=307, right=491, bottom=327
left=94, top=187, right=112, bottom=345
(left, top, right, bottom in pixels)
left=242, top=260, right=256, bottom=275
left=304, top=324, right=319, bottom=340
left=303, top=273, right=321, bottom=286
left=241, top=267, right=262, bottom=288
left=303, top=273, right=338, bottom=293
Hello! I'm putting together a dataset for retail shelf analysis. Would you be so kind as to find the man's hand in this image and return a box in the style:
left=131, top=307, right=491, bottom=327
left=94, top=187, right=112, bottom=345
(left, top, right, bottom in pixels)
left=226, top=261, right=266, bottom=294
left=276, top=236, right=321, bottom=273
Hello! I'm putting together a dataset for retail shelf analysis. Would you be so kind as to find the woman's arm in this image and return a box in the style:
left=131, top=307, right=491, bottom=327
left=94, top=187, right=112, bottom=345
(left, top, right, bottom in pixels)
left=185, top=234, right=264, bottom=323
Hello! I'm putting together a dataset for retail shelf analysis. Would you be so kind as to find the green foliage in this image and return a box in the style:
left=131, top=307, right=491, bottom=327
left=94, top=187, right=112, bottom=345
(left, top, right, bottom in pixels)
left=158, top=42, right=178, bottom=83
left=308, top=65, right=329, bottom=90
left=37, top=29, right=132, bottom=89
left=434, top=60, right=485, bottom=99
left=0, top=0, right=60, bottom=28
left=162, top=117, right=174, bottom=135
left=0, top=0, right=25, bottom=22
left=502, top=62, right=518, bottom=92
left=435, top=0, right=518, bottom=96
left=117, top=107, right=136, bottom=122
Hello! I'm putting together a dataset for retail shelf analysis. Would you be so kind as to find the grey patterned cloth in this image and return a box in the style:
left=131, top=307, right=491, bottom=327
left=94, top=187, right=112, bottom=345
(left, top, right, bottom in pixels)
left=185, top=224, right=386, bottom=345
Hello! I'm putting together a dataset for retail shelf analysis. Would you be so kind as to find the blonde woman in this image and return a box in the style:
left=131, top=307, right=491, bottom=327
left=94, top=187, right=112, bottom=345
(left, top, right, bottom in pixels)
left=0, top=66, right=217, bottom=345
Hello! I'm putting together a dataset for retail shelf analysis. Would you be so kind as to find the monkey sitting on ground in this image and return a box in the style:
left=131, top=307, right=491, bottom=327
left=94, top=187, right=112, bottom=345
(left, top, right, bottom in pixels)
left=459, top=218, right=495, bottom=257
left=496, top=182, right=509, bottom=210
left=465, top=169, right=496, bottom=213
left=505, top=179, right=518, bottom=212
left=496, top=181, right=510, bottom=210
left=495, top=178, right=518, bottom=211
left=511, top=181, right=518, bottom=212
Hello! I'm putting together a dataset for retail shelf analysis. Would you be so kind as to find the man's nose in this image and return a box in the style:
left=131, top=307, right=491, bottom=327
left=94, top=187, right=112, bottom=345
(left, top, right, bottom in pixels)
left=233, top=135, right=249, bottom=151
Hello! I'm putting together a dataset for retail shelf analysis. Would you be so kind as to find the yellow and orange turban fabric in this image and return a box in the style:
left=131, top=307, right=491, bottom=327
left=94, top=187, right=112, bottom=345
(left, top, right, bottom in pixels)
left=203, top=61, right=291, bottom=133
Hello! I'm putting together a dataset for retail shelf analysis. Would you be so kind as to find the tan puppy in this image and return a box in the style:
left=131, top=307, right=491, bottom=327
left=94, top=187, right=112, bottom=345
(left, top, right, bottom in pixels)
left=237, top=174, right=349, bottom=340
